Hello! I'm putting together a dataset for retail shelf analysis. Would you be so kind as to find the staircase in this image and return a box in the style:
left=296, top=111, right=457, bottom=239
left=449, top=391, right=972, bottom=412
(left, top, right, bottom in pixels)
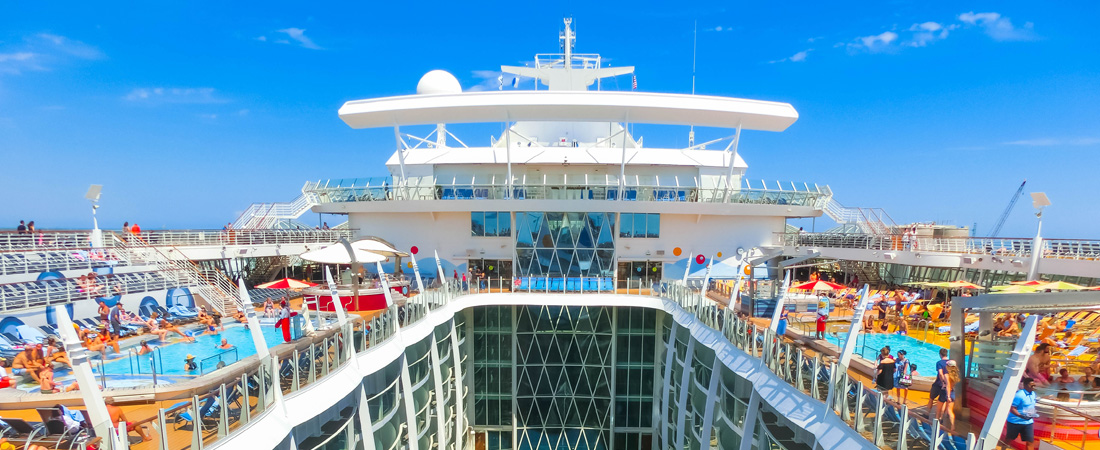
left=112, top=234, right=242, bottom=315
left=233, top=182, right=320, bottom=229
left=838, top=260, right=886, bottom=287
left=823, top=199, right=897, bottom=235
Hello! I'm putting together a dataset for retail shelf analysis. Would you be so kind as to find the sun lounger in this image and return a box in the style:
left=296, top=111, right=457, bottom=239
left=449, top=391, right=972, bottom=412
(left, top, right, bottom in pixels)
left=15, top=325, right=48, bottom=344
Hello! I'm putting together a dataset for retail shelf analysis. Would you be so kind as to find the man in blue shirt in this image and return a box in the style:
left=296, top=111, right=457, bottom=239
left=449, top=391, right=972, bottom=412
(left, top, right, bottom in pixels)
left=1006, top=377, right=1038, bottom=450
left=928, top=347, right=950, bottom=416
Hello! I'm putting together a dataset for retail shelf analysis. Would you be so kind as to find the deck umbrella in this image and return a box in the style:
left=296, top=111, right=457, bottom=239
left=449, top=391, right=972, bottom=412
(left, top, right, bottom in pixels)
left=791, top=280, right=846, bottom=291
left=1032, top=281, right=1086, bottom=291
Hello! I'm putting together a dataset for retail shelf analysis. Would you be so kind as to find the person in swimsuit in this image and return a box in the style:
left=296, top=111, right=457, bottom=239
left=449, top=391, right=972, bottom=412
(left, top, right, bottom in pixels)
left=145, top=313, right=169, bottom=341
left=163, top=319, right=195, bottom=342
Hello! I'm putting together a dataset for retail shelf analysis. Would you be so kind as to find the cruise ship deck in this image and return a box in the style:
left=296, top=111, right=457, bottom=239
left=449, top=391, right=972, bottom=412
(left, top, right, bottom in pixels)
left=2, top=16, right=1099, bottom=450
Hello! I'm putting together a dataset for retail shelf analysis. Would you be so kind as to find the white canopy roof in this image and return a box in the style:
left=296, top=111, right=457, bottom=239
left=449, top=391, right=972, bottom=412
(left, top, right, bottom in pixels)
left=300, top=244, right=386, bottom=265
left=352, top=238, right=409, bottom=257
left=339, top=91, right=798, bottom=131
left=384, top=147, right=748, bottom=169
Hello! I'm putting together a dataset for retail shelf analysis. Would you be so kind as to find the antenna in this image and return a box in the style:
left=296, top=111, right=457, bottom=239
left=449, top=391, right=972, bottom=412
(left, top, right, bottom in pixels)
left=688, top=21, right=698, bottom=147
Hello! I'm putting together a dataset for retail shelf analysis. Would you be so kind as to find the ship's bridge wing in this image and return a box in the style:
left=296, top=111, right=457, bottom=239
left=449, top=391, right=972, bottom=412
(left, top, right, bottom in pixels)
left=338, top=91, right=798, bottom=131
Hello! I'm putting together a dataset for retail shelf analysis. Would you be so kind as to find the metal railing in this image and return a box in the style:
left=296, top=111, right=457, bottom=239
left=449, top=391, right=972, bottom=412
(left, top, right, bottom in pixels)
left=776, top=232, right=1100, bottom=261
left=0, top=269, right=190, bottom=312
left=654, top=279, right=982, bottom=450
left=0, top=231, right=96, bottom=251
left=233, top=183, right=320, bottom=229
left=305, top=176, right=832, bottom=208
left=0, top=248, right=130, bottom=276
left=112, top=236, right=243, bottom=316
left=120, top=229, right=352, bottom=247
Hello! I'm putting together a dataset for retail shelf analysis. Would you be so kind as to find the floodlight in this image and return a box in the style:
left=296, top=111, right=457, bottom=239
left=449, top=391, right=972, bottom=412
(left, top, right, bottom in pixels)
left=85, top=184, right=103, bottom=202
left=1030, top=192, right=1050, bottom=209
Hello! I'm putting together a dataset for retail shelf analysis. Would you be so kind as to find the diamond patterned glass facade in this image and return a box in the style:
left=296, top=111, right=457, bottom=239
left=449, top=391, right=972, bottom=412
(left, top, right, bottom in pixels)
left=516, top=306, right=614, bottom=450
left=514, top=212, right=616, bottom=277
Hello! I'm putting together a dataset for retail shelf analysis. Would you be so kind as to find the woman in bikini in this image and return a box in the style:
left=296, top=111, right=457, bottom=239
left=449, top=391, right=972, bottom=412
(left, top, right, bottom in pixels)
left=159, top=318, right=195, bottom=342
left=145, top=313, right=169, bottom=341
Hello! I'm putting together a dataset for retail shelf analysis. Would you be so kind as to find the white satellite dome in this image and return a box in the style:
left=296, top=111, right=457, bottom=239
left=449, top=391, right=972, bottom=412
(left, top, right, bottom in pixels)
left=416, top=70, right=462, bottom=95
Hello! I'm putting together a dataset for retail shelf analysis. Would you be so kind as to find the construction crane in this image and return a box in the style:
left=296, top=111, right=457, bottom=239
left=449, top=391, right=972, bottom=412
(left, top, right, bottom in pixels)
left=988, top=180, right=1027, bottom=237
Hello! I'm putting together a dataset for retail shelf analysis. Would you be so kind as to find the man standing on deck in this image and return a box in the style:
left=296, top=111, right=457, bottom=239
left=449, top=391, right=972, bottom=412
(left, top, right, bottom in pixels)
left=928, top=347, right=949, bottom=417
left=108, top=301, right=123, bottom=338
left=16, top=221, right=26, bottom=234
left=1006, top=377, right=1039, bottom=450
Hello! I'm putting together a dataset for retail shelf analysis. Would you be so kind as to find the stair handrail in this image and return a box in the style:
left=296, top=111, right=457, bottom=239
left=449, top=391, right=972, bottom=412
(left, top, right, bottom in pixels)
left=111, top=233, right=239, bottom=316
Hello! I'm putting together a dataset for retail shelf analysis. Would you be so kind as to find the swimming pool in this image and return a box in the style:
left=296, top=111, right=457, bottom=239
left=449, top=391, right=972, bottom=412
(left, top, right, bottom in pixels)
left=825, top=332, right=947, bottom=373
left=99, top=324, right=285, bottom=376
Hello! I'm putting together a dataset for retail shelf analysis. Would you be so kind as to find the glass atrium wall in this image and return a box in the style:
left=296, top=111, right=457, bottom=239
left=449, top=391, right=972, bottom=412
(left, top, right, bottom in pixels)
left=514, top=212, right=616, bottom=278
left=468, top=306, right=661, bottom=450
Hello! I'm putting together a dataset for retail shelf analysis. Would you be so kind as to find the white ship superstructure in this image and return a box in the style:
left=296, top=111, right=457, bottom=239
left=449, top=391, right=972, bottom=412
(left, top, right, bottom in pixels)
left=314, top=18, right=825, bottom=286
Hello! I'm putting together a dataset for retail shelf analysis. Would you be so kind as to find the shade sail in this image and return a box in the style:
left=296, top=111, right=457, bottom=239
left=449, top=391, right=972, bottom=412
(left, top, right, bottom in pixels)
left=352, top=238, right=409, bottom=257
left=300, top=244, right=386, bottom=265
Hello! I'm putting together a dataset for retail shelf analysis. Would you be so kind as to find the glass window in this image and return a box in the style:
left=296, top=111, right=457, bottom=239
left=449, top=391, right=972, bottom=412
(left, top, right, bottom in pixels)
left=646, top=213, right=660, bottom=238
left=631, top=213, right=647, bottom=238
left=484, top=212, right=498, bottom=237
left=498, top=213, right=512, bottom=236
left=471, top=212, right=485, bottom=237
left=619, top=213, right=633, bottom=238
left=473, top=212, right=511, bottom=237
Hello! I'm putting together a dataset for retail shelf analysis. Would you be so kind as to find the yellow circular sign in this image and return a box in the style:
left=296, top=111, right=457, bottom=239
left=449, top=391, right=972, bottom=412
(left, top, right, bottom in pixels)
left=717, top=252, right=723, bottom=258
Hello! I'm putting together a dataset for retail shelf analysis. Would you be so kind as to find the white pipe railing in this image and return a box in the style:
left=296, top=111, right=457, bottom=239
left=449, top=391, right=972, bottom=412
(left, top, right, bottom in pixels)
left=777, top=232, right=1100, bottom=261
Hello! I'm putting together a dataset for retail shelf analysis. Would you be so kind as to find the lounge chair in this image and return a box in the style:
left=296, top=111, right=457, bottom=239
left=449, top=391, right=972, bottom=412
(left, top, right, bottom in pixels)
left=32, top=406, right=88, bottom=450
left=172, top=396, right=218, bottom=431
left=0, top=417, right=44, bottom=440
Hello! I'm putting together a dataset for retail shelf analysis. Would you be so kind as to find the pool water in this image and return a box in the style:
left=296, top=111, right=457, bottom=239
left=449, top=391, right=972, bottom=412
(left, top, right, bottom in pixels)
left=99, top=324, right=285, bottom=376
left=825, top=332, right=947, bottom=373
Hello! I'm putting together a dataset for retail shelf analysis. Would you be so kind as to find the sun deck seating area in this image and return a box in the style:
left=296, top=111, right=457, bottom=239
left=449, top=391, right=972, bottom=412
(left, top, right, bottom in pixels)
left=0, top=249, right=130, bottom=277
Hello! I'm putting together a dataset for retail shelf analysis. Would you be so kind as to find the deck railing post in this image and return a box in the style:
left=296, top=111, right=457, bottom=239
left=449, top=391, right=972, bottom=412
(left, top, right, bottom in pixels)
left=192, top=394, right=204, bottom=450
left=156, top=407, right=169, bottom=450
left=240, top=376, right=250, bottom=424
left=293, top=349, right=301, bottom=390
left=218, top=383, right=229, bottom=437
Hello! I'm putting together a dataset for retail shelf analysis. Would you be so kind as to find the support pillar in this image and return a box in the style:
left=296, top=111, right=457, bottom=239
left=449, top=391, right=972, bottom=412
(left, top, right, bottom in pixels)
left=400, top=357, right=421, bottom=450
left=674, top=338, right=696, bottom=450
left=738, top=391, right=761, bottom=450
left=428, top=331, right=449, bottom=450
left=659, top=321, right=679, bottom=448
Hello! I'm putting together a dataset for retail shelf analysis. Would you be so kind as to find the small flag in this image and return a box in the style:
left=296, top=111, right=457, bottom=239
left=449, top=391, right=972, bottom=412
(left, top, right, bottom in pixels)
left=512, top=77, right=519, bottom=88
left=632, top=74, right=637, bottom=90
left=498, top=74, right=503, bottom=90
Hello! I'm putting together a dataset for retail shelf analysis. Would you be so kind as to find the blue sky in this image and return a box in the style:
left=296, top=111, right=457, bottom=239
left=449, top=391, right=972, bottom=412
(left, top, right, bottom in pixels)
left=2, top=2, right=1098, bottom=239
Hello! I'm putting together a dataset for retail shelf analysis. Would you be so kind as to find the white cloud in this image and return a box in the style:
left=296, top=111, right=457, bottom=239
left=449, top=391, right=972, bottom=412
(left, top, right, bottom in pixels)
left=255, top=36, right=267, bottom=42
left=275, top=28, right=322, bottom=50
left=198, top=113, right=218, bottom=120
left=0, top=33, right=102, bottom=75
left=0, top=52, right=35, bottom=63
left=704, top=26, right=735, bottom=32
left=123, top=87, right=225, bottom=104
left=848, top=31, right=898, bottom=52
left=1004, top=138, right=1100, bottom=147
left=768, top=49, right=812, bottom=64
left=958, top=11, right=1036, bottom=41
left=32, top=33, right=104, bottom=59
left=907, top=22, right=957, bottom=47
